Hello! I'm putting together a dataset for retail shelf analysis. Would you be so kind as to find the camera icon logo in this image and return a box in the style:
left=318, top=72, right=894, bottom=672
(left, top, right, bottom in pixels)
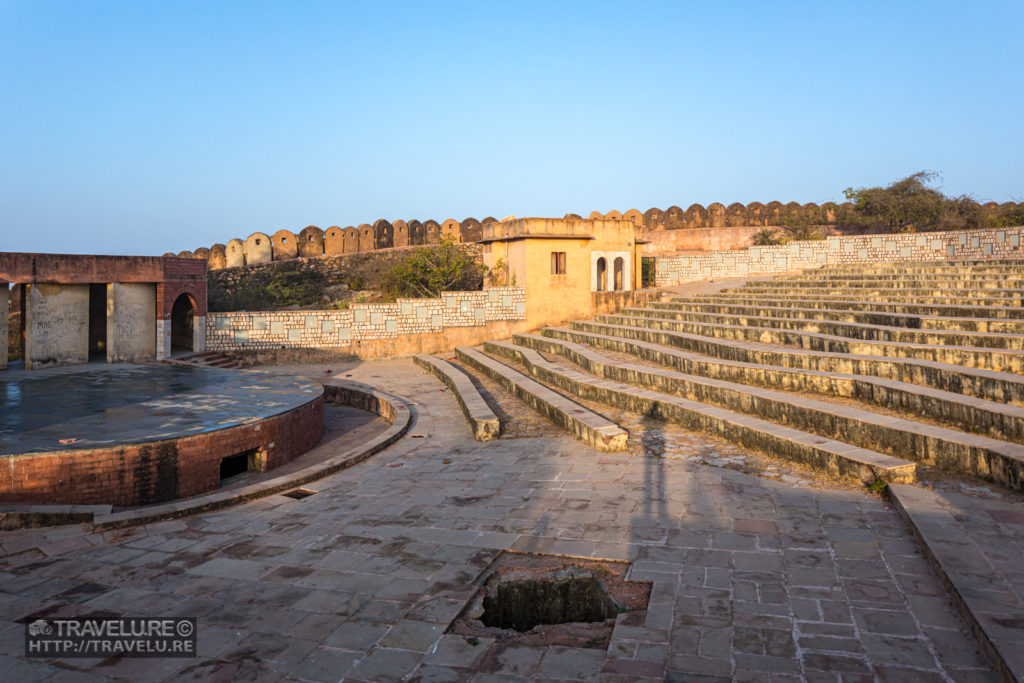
left=28, top=620, right=52, bottom=637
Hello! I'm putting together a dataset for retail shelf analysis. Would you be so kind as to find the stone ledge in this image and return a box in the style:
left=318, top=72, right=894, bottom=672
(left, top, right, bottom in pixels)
left=625, top=306, right=1024, bottom=350
left=483, top=340, right=914, bottom=485
left=890, top=484, right=1024, bottom=683
left=651, top=300, right=1024, bottom=334
left=571, top=319, right=1024, bottom=407
left=0, top=505, right=113, bottom=531
left=414, top=354, right=500, bottom=441
left=598, top=313, right=1024, bottom=376
left=681, top=294, right=1024, bottom=320
left=516, top=332, right=1024, bottom=490
left=455, top=346, right=627, bottom=452
left=597, top=313, right=1024, bottom=373
left=542, top=325, right=1024, bottom=447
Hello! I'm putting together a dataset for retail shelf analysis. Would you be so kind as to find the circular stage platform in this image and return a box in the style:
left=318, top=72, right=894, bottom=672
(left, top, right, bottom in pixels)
left=0, top=364, right=324, bottom=507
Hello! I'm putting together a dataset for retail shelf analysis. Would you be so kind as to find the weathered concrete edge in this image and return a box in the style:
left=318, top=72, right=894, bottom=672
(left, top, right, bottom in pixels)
left=487, top=339, right=915, bottom=485
left=521, top=330, right=1024, bottom=490
left=889, top=484, right=1017, bottom=683
left=455, top=346, right=628, bottom=452
left=83, top=379, right=412, bottom=531
left=570, top=319, right=1024, bottom=406
left=623, top=306, right=1024, bottom=350
left=542, top=325, right=1024, bottom=448
left=0, top=505, right=112, bottom=531
left=413, top=354, right=500, bottom=441
left=597, top=313, right=1024, bottom=373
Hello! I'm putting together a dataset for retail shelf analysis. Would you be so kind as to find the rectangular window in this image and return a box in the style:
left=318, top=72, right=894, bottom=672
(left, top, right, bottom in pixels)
left=551, top=252, right=566, bottom=274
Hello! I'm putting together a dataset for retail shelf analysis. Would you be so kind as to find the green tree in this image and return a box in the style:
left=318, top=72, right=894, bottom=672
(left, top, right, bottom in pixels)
left=840, top=171, right=982, bottom=233
left=776, top=205, right=825, bottom=241
left=384, top=239, right=486, bottom=299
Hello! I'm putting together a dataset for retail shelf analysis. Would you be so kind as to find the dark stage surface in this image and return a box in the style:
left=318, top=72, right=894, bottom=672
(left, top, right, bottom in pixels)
left=0, top=363, right=322, bottom=455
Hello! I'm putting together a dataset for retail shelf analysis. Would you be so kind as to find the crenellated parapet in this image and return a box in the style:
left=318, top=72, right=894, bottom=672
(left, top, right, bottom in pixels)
left=189, top=199, right=1024, bottom=270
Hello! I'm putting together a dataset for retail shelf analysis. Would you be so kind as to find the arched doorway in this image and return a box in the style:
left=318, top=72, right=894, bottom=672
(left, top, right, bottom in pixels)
left=170, top=293, right=196, bottom=353
left=596, top=257, right=607, bottom=291
left=613, top=257, right=624, bottom=291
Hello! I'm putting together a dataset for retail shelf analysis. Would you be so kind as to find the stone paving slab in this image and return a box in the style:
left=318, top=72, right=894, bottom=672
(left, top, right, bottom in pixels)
left=0, top=358, right=1000, bottom=681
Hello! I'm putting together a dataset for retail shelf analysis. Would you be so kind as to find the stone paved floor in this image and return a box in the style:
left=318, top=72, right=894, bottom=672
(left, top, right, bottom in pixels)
left=0, top=359, right=997, bottom=681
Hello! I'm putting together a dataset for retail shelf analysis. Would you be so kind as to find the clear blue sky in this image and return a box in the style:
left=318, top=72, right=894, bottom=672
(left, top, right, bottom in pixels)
left=2, top=1, right=1022, bottom=256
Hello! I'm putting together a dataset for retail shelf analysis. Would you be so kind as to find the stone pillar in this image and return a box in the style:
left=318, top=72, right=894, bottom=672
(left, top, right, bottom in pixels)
left=1, top=282, right=8, bottom=370
left=107, top=283, right=157, bottom=363
left=193, top=313, right=206, bottom=353
left=24, top=283, right=89, bottom=369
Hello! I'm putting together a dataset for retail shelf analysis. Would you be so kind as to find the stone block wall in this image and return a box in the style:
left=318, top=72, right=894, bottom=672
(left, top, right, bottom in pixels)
left=206, top=287, right=526, bottom=353
left=180, top=200, right=1024, bottom=270
left=654, top=226, right=1024, bottom=286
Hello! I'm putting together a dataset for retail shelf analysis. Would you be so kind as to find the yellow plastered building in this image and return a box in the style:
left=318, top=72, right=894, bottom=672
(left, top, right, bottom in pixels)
left=480, top=217, right=645, bottom=330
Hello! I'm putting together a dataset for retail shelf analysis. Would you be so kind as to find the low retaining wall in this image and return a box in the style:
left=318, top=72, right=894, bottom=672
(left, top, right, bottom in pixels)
left=654, top=226, right=1024, bottom=286
left=207, top=287, right=526, bottom=358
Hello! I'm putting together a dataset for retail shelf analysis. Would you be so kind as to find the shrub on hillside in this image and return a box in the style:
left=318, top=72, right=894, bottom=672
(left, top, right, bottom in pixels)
left=838, top=171, right=983, bottom=233
left=208, top=261, right=325, bottom=311
left=384, top=240, right=486, bottom=299
left=752, top=228, right=785, bottom=245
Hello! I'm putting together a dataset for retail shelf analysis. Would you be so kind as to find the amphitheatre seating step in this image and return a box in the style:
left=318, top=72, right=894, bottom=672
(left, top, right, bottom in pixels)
left=596, top=313, right=1024, bottom=372
left=651, top=300, right=1024, bottom=334
left=760, top=268, right=1024, bottom=278
left=541, top=325, right=1024, bottom=447
left=481, top=340, right=915, bottom=485
left=570, top=319, right=1024, bottom=406
left=748, top=276, right=1024, bottom=289
left=890, top=484, right=1024, bottom=681
left=513, top=332, right=1024, bottom=489
left=454, top=346, right=627, bottom=452
left=677, top=294, right=1024, bottom=320
left=719, top=287, right=1024, bottom=306
left=794, top=259, right=1024, bottom=275
left=620, top=306, right=1024, bottom=350
left=413, top=354, right=500, bottom=441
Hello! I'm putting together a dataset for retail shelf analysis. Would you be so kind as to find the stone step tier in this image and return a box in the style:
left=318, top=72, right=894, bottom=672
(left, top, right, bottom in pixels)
left=413, top=354, right=500, bottom=441
left=454, top=345, right=628, bottom=452
left=459, top=257, right=1024, bottom=679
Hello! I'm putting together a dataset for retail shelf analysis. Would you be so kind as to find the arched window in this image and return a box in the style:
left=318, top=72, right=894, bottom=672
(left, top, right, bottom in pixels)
left=613, top=257, right=624, bottom=291
left=596, top=257, right=607, bottom=292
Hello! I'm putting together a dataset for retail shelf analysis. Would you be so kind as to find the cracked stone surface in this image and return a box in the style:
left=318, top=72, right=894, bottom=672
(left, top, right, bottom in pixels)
left=0, top=358, right=997, bottom=681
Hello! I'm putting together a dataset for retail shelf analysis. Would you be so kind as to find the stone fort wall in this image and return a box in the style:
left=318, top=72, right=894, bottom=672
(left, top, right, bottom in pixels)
left=654, top=225, right=1024, bottom=286
left=179, top=201, right=1024, bottom=271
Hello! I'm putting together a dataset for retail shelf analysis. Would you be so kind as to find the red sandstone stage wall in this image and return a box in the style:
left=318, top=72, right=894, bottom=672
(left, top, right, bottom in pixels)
left=0, top=397, right=323, bottom=507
